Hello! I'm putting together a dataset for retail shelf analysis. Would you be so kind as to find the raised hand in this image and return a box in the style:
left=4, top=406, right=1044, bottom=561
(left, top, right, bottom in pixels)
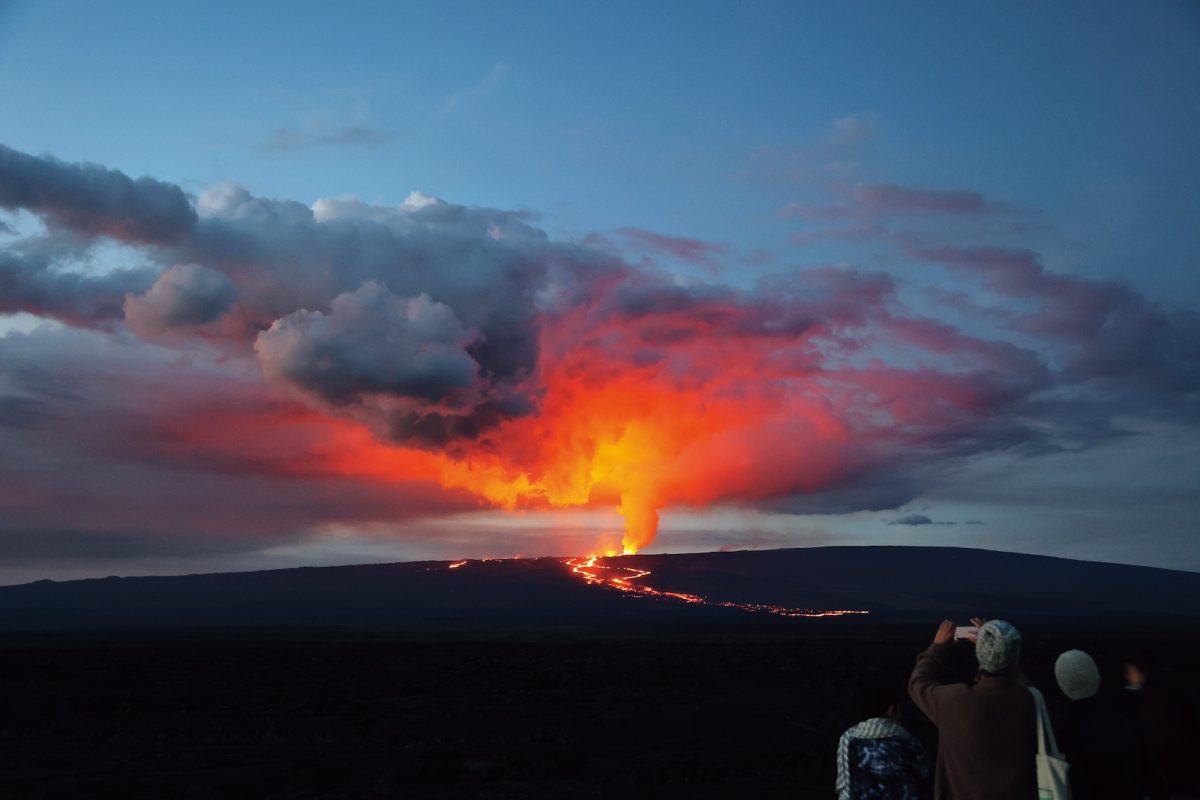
left=962, top=617, right=986, bottom=642
left=933, top=619, right=956, bottom=645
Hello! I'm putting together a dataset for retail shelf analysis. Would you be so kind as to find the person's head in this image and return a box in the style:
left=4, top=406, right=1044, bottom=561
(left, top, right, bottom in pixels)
left=1123, top=650, right=1153, bottom=687
left=975, top=619, right=1021, bottom=675
left=854, top=682, right=900, bottom=722
left=1055, top=650, right=1100, bottom=700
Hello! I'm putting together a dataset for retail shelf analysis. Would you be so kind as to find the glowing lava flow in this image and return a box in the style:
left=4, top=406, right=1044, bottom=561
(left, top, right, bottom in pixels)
left=565, top=556, right=869, bottom=618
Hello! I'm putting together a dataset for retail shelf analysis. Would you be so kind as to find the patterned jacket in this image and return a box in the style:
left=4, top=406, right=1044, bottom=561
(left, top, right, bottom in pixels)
left=836, top=717, right=932, bottom=800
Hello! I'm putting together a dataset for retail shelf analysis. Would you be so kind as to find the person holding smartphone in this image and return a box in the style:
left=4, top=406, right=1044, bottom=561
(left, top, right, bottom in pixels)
left=908, top=618, right=1037, bottom=800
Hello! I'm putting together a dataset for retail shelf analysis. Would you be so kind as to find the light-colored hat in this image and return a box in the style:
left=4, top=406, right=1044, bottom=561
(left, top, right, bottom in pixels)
left=1055, top=650, right=1100, bottom=700
left=975, top=619, right=1021, bottom=673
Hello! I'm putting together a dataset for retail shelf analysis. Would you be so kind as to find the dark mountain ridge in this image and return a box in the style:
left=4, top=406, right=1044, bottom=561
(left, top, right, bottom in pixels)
left=2, top=546, right=1198, bottom=633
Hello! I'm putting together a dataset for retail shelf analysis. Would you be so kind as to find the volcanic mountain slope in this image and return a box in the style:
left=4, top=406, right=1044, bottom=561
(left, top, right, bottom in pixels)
left=2, top=546, right=1199, bottom=632
left=618, top=547, right=1200, bottom=625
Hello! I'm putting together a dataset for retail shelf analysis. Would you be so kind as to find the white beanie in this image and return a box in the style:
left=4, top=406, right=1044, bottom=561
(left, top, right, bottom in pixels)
left=975, top=619, right=1021, bottom=673
left=1055, top=649, right=1100, bottom=700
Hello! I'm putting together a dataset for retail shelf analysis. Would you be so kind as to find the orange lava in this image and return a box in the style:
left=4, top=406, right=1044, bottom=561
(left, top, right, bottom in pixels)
left=565, top=556, right=869, bottom=618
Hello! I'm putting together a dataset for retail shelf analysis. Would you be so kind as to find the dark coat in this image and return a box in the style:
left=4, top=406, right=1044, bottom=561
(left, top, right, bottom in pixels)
left=1120, top=685, right=1200, bottom=799
left=837, top=718, right=933, bottom=800
left=1054, top=694, right=1140, bottom=800
left=908, top=642, right=1037, bottom=800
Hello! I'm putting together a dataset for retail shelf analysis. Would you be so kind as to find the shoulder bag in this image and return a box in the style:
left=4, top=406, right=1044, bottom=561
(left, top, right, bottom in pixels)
left=1029, top=685, right=1072, bottom=800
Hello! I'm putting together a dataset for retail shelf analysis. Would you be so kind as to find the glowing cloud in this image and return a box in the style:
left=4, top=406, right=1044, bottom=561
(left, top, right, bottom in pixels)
left=1, top=144, right=1198, bottom=558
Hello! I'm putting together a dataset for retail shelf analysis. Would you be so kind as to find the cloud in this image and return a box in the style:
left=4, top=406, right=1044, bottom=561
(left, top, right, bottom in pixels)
left=0, top=234, right=155, bottom=325
left=255, top=284, right=488, bottom=439
left=889, top=514, right=933, bottom=526
left=791, top=182, right=1020, bottom=221
left=176, top=181, right=593, bottom=445
left=263, top=126, right=394, bottom=152
left=615, top=227, right=728, bottom=268
left=0, top=144, right=196, bottom=244
left=0, top=148, right=608, bottom=450
left=1, top=144, right=1197, bottom=563
left=858, top=183, right=1014, bottom=215
left=745, top=114, right=879, bottom=183
left=195, top=182, right=314, bottom=224
left=764, top=469, right=925, bottom=516
left=310, top=191, right=445, bottom=223
left=124, top=263, right=236, bottom=337
left=0, top=325, right=478, bottom=562
left=911, top=244, right=1200, bottom=405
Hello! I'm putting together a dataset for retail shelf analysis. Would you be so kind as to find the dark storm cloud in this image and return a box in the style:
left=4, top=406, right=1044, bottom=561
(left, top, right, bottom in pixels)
left=0, top=144, right=196, bottom=244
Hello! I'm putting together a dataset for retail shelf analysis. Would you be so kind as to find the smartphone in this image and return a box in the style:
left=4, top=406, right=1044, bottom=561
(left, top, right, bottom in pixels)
left=954, top=625, right=978, bottom=640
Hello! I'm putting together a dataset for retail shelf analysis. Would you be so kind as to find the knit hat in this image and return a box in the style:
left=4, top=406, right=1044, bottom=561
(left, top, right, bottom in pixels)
left=975, top=619, right=1021, bottom=673
left=1055, top=649, right=1100, bottom=700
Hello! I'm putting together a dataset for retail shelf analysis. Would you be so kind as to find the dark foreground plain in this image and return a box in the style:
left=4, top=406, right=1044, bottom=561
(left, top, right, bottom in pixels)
left=3, top=547, right=1200, bottom=797
left=4, top=631, right=1200, bottom=798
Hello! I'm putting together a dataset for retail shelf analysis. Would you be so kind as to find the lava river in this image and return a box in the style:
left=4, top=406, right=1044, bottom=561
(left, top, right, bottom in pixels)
left=564, top=556, right=869, bottom=618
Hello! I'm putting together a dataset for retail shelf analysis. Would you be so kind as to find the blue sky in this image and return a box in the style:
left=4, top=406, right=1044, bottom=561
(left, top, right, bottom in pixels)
left=1, top=1, right=1198, bottom=581
left=4, top=1, right=1197, bottom=295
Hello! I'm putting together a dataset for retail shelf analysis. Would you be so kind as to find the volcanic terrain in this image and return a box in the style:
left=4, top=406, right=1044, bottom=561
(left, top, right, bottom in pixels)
left=3, top=547, right=1200, bottom=798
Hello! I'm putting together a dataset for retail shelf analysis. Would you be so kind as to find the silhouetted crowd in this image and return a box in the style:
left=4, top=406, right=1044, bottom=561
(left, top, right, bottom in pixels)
left=836, top=619, right=1200, bottom=800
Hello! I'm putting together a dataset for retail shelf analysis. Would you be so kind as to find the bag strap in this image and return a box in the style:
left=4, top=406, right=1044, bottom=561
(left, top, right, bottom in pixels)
left=1028, top=686, right=1062, bottom=758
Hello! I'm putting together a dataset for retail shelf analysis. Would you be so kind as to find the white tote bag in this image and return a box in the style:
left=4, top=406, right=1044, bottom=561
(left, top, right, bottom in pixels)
left=1029, top=686, right=1072, bottom=800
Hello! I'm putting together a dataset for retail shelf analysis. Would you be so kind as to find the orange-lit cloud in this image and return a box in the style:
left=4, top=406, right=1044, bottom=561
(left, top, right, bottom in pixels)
left=3, top=144, right=1199, bottom=565
left=255, top=267, right=1047, bottom=554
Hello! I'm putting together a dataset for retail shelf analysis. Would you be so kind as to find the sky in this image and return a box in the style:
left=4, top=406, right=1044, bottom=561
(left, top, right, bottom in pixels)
left=0, top=0, right=1198, bottom=583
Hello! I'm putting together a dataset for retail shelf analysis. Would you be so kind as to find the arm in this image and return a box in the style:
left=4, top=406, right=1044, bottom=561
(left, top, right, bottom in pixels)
left=908, top=619, right=956, bottom=725
left=835, top=729, right=851, bottom=800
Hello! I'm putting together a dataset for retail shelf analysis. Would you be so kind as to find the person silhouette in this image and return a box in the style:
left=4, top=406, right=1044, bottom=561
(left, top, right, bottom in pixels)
left=836, top=682, right=931, bottom=799
left=908, top=618, right=1037, bottom=800
left=1052, top=649, right=1140, bottom=799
